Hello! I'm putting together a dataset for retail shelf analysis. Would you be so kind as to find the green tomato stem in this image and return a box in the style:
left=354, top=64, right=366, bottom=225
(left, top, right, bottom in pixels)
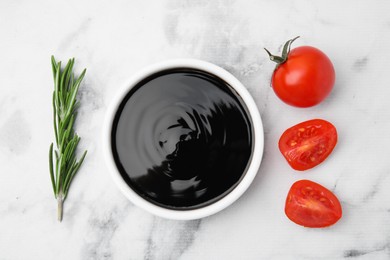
left=264, top=36, right=300, bottom=66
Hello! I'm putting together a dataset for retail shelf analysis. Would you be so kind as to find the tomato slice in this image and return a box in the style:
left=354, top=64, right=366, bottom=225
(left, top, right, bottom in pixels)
left=285, top=180, right=342, bottom=228
left=279, top=119, right=337, bottom=171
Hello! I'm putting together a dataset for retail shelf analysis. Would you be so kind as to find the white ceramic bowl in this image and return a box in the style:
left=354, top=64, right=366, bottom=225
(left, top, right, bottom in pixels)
left=103, top=59, right=264, bottom=220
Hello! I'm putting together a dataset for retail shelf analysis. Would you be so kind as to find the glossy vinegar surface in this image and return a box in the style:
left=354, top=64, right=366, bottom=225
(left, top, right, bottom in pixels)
left=112, top=69, right=253, bottom=209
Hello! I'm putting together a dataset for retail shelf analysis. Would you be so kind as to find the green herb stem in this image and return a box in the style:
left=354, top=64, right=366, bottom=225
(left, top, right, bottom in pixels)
left=49, top=56, right=87, bottom=222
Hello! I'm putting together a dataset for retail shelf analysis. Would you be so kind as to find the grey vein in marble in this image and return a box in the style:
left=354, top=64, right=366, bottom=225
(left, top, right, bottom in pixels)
left=0, top=110, right=31, bottom=154
left=82, top=204, right=131, bottom=260
left=58, top=18, right=92, bottom=52
left=144, top=218, right=201, bottom=260
left=78, top=82, right=104, bottom=114
left=163, top=0, right=264, bottom=80
left=352, top=57, right=369, bottom=72
left=344, top=244, right=390, bottom=258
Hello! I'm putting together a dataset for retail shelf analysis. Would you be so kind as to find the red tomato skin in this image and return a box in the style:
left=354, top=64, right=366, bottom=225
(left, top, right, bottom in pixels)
left=279, top=119, right=337, bottom=171
left=285, top=180, right=342, bottom=228
left=272, top=46, right=335, bottom=107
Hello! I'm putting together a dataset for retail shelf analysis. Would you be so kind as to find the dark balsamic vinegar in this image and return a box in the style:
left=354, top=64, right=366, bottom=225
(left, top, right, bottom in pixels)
left=111, top=69, right=253, bottom=209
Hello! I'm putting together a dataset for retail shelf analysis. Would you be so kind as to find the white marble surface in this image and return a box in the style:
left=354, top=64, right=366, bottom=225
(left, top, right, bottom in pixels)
left=1, top=0, right=390, bottom=259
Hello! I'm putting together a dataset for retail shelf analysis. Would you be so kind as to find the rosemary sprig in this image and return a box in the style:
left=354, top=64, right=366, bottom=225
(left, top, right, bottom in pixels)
left=49, top=56, right=87, bottom=222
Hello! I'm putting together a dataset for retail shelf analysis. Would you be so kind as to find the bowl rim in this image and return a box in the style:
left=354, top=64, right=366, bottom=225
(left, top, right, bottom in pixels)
left=102, top=59, right=264, bottom=220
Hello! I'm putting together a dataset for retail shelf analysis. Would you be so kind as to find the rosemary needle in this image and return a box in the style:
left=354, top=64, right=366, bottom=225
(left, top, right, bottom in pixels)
left=49, top=56, right=87, bottom=222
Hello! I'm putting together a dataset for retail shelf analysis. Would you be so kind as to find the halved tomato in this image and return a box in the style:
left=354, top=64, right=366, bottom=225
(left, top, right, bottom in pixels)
left=279, top=119, right=337, bottom=171
left=285, top=180, right=342, bottom=228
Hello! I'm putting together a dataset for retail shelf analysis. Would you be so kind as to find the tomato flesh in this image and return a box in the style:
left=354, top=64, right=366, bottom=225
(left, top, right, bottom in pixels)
left=272, top=46, right=335, bottom=107
left=285, top=180, right=342, bottom=228
left=279, top=119, right=337, bottom=171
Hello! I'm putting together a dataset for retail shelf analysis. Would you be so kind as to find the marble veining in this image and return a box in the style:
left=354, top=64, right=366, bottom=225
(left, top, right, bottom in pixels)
left=82, top=202, right=133, bottom=260
left=1, top=0, right=390, bottom=259
left=58, top=18, right=93, bottom=52
left=144, top=219, right=201, bottom=260
left=344, top=246, right=390, bottom=258
left=78, top=83, right=105, bottom=114
left=0, top=110, right=32, bottom=154
left=352, top=57, right=369, bottom=72
left=83, top=209, right=120, bottom=259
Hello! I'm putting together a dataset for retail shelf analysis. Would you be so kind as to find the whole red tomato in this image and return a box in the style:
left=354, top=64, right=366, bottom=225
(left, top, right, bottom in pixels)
left=265, top=37, right=335, bottom=107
